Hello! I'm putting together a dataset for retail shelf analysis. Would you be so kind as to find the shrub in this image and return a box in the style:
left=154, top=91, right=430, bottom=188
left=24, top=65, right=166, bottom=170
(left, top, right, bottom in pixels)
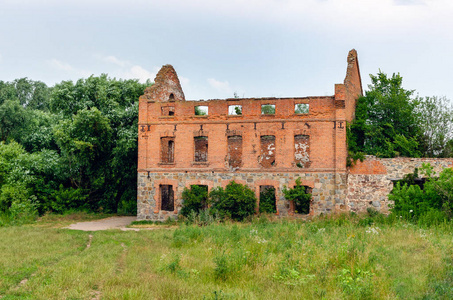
left=0, top=183, right=30, bottom=211
left=259, top=186, right=276, bottom=213
left=389, top=164, right=453, bottom=222
left=9, top=196, right=38, bottom=225
left=180, top=185, right=209, bottom=217
left=49, top=184, right=89, bottom=213
left=209, top=181, right=256, bottom=221
left=282, top=178, right=311, bottom=214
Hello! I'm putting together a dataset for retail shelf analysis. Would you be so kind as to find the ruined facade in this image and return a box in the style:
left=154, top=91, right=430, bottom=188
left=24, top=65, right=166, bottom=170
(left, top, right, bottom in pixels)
left=137, top=50, right=363, bottom=220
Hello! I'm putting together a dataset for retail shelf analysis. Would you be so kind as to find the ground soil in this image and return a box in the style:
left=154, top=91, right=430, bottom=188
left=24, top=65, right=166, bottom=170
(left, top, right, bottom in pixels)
left=65, top=216, right=138, bottom=231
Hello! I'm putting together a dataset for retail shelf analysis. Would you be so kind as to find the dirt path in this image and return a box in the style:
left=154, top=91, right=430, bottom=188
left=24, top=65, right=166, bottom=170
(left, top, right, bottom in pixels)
left=65, top=216, right=138, bottom=231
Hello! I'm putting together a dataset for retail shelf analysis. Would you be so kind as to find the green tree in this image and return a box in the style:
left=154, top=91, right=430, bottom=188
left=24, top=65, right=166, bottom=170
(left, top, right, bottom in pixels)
left=54, top=107, right=112, bottom=201
left=348, top=71, right=423, bottom=158
left=416, top=96, right=453, bottom=157
left=261, top=104, right=275, bottom=115
left=0, top=99, right=26, bottom=142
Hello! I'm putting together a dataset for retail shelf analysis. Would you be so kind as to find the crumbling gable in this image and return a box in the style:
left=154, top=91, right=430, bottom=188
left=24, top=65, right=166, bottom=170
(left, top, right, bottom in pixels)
left=141, top=65, right=185, bottom=103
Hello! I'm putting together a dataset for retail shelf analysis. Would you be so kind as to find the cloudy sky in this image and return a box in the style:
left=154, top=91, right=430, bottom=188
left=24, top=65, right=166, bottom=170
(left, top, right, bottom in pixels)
left=0, top=0, right=452, bottom=101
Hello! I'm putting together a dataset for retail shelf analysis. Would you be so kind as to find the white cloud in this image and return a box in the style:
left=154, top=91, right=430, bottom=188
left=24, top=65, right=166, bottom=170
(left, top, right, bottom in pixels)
left=124, top=65, right=155, bottom=83
left=102, top=55, right=127, bottom=67
left=97, top=55, right=157, bottom=83
left=49, top=59, right=73, bottom=71
left=207, top=78, right=232, bottom=94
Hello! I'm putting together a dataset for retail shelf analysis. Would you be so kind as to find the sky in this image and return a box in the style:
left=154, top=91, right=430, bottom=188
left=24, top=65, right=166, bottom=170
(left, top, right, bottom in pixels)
left=0, top=0, right=452, bottom=101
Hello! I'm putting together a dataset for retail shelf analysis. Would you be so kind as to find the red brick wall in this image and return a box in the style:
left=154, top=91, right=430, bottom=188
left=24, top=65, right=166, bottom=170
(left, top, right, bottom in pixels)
left=137, top=50, right=363, bottom=219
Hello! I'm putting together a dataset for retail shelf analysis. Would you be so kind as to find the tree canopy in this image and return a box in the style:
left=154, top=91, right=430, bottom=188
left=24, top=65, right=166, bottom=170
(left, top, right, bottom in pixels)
left=0, top=75, right=151, bottom=215
left=348, top=71, right=453, bottom=159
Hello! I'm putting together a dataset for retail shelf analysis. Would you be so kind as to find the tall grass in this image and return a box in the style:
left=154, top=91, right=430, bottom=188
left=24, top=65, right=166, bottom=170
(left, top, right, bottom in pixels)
left=0, top=213, right=452, bottom=299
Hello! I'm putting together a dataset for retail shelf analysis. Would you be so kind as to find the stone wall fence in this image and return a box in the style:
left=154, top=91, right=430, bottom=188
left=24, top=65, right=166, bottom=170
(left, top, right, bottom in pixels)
left=346, top=156, right=453, bottom=213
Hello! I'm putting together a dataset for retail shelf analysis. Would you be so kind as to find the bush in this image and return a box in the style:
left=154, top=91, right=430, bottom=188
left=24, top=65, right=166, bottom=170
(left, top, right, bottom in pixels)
left=209, top=181, right=256, bottom=221
left=282, top=178, right=311, bottom=214
left=0, top=183, right=30, bottom=211
left=48, top=184, right=89, bottom=213
left=180, top=185, right=209, bottom=217
left=9, top=196, right=38, bottom=225
left=389, top=164, right=453, bottom=223
left=259, top=186, right=276, bottom=213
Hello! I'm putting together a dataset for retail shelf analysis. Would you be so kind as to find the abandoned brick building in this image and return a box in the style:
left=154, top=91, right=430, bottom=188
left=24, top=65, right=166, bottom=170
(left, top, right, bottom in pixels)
left=137, top=49, right=363, bottom=220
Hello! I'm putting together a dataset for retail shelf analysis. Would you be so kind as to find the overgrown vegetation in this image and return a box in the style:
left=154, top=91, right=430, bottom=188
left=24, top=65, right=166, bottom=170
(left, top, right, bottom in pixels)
left=180, top=185, right=209, bottom=217
left=389, top=163, right=453, bottom=224
left=180, top=181, right=256, bottom=222
left=1, top=213, right=452, bottom=299
left=259, top=186, right=276, bottom=213
left=282, top=178, right=312, bottom=214
left=0, top=76, right=150, bottom=224
left=208, top=181, right=256, bottom=221
left=347, top=71, right=453, bottom=161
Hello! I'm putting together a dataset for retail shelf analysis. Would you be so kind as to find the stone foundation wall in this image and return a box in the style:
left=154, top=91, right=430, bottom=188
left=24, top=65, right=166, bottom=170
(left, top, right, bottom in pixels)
left=137, top=171, right=346, bottom=220
left=347, top=156, right=453, bottom=213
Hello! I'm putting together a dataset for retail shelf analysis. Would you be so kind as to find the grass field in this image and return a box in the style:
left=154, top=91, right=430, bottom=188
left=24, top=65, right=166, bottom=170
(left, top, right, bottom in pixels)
left=1, top=213, right=452, bottom=299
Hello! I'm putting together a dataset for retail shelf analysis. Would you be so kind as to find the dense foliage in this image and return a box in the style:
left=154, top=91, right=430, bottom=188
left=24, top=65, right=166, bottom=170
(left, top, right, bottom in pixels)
left=209, top=181, right=257, bottom=221
left=389, top=164, right=453, bottom=224
left=0, top=76, right=150, bottom=219
left=259, top=186, right=277, bottom=213
left=348, top=71, right=453, bottom=160
left=282, top=178, right=312, bottom=214
left=180, top=185, right=209, bottom=217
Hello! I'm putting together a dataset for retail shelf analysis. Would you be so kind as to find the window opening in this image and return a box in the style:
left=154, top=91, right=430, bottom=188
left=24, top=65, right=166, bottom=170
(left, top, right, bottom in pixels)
left=169, top=93, right=175, bottom=101
left=294, top=185, right=311, bottom=214
left=228, top=105, right=242, bottom=115
left=261, top=104, right=275, bottom=115
left=227, top=135, right=242, bottom=169
left=161, top=137, right=175, bottom=163
left=294, top=135, right=310, bottom=168
left=191, top=185, right=209, bottom=210
left=195, top=106, right=208, bottom=115
left=295, top=103, right=309, bottom=114
left=259, top=135, right=276, bottom=168
left=259, top=185, right=276, bottom=213
left=160, top=185, right=174, bottom=211
left=161, top=106, right=175, bottom=116
left=194, top=136, right=208, bottom=162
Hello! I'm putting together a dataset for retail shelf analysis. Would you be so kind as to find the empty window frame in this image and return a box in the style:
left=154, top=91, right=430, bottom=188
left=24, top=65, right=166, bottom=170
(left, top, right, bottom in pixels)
left=195, top=106, right=208, bottom=116
left=227, top=135, right=242, bottom=169
left=169, top=93, right=175, bottom=101
left=261, top=104, right=275, bottom=115
left=228, top=105, right=242, bottom=115
left=294, top=135, right=310, bottom=168
left=194, top=136, right=208, bottom=162
left=293, top=185, right=312, bottom=215
left=161, top=106, right=175, bottom=116
left=160, top=185, right=174, bottom=211
left=259, top=135, right=276, bottom=168
left=161, top=137, right=175, bottom=163
left=295, top=103, right=309, bottom=114
left=259, top=185, right=276, bottom=213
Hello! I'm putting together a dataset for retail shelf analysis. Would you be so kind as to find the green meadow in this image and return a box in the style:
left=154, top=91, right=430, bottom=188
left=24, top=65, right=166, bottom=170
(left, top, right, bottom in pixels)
left=1, top=213, right=452, bottom=299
